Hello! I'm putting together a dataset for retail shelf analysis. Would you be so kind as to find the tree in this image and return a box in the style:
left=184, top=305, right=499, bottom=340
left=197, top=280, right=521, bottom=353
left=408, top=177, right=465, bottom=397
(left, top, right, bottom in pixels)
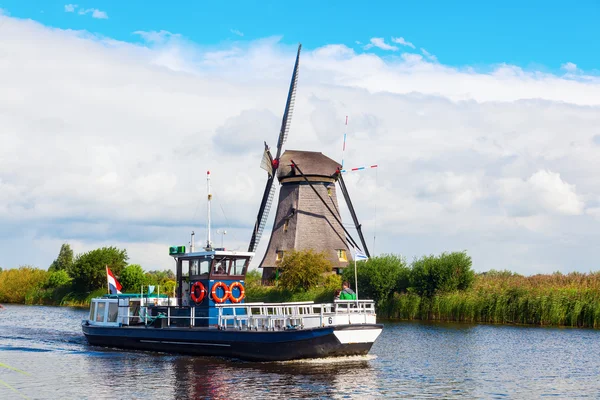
left=68, top=247, right=128, bottom=292
left=120, top=264, right=145, bottom=292
left=49, top=243, right=74, bottom=272
left=277, top=249, right=332, bottom=291
left=45, top=270, right=71, bottom=288
left=342, top=254, right=409, bottom=306
left=410, top=251, right=475, bottom=297
left=145, top=269, right=176, bottom=285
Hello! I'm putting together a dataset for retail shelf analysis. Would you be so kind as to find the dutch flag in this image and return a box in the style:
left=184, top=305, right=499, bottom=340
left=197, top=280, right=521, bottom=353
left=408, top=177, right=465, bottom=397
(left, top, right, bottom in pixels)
left=106, top=266, right=122, bottom=294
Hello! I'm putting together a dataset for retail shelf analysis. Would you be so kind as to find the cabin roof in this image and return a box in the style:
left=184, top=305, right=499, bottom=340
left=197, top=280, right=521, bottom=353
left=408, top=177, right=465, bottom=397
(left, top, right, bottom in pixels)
left=174, top=250, right=255, bottom=259
left=277, top=150, right=341, bottom=180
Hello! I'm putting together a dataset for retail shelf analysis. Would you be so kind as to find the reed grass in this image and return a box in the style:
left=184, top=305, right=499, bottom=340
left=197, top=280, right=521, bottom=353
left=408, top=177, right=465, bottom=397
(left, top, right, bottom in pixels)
left=385, top=271, right=600, bottom=328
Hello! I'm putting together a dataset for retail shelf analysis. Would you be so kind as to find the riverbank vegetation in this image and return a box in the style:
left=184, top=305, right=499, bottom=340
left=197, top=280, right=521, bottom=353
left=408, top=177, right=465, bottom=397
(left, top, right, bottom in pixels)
left=3, top=244, right=600, bottom=328
left=245, top=251, right=600, bottom=328
left=0, top=244, right=176, bottom=306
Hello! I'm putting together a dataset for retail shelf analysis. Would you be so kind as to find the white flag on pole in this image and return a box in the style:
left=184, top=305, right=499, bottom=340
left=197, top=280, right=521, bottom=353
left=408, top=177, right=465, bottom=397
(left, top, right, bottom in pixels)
left=354, top=247, right=369, bottom=261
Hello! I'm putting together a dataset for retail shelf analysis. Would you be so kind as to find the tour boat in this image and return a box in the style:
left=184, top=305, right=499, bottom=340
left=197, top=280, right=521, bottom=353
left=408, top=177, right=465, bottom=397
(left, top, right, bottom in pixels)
left=81, top=248, right=382, bottom=361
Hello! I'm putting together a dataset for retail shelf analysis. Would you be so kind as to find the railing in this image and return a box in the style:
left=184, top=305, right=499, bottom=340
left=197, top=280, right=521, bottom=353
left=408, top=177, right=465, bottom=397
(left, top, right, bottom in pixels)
left=216, top=300, right=376, bottom=331
left=110, top=299, right=376, bottom=330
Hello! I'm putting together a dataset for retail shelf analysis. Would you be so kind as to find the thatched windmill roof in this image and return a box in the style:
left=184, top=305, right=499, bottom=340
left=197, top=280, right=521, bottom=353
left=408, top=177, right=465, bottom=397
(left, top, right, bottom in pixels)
left=277, top=150, right=341, bottom=182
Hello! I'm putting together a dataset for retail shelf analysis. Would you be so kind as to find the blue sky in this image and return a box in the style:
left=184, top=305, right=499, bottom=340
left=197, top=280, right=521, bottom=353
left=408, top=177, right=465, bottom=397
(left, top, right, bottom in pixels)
left=1, top=1, right=599, bottom=73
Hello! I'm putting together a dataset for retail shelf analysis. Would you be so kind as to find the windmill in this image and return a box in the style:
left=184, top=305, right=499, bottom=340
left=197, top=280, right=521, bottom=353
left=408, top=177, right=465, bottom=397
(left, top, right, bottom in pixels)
left=248, top=44, right=370, bottom=282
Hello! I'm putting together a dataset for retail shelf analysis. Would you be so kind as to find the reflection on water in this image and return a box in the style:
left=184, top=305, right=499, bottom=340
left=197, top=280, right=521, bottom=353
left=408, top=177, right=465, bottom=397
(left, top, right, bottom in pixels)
left=2, top=305, right=600, bottom=399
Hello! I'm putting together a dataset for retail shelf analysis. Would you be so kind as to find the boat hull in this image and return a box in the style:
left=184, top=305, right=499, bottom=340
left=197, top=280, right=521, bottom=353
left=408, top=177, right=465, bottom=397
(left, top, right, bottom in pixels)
left=82, top=323, right=383, bottom=361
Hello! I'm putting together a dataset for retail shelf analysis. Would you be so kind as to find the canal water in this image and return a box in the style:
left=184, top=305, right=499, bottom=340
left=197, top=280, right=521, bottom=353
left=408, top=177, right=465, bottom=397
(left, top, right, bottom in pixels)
left=1, top=305, right=600, bottom=399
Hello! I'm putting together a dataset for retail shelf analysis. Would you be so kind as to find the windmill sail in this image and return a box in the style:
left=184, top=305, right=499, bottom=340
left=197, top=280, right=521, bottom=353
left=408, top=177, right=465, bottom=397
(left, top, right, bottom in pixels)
left=276, top=44, right=301, bottom=158
left=260, top=144, right=274, bottom=177
left=248, top=44, right=302, bottom=253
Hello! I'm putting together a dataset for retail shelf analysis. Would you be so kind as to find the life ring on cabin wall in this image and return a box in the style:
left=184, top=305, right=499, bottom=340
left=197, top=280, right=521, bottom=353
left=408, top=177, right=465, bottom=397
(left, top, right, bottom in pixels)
left=190, top=281, right=206, bottom=304
left=228, top=282, right=245, bottom=303
left=211, top=281, right=230, bottom=303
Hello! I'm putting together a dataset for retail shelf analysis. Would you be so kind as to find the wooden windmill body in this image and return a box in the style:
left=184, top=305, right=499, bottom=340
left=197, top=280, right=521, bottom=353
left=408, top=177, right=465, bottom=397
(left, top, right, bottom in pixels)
left=259, top=150, right=351, bottom=281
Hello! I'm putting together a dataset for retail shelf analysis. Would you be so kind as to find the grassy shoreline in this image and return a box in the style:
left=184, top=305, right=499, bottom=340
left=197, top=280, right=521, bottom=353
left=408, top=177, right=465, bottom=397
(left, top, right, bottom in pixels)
left=4, top=268, right=600, bottom=329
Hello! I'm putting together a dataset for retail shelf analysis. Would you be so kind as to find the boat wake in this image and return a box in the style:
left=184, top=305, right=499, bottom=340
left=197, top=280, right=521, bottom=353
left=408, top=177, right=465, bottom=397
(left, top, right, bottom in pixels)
left=275, top=354, right=377, bottom=365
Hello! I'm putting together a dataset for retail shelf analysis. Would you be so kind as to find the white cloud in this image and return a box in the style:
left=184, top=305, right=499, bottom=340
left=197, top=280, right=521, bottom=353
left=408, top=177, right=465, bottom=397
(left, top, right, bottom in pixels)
left=561, top=62, right=578, bottom=73
left=64, top=4, right=77, bottom=13
left=421, top=48, right=437, bottom=62
left=498, top=170, right=584, bottom=217
left=1, top=15, right=600, bottom=274
left=364, top=37, right=398, bottom=51
left=77, top=7, right=108, bottom=19
left=391, top=36, right=415, bottom=49
left=133, top=30, right=181, bottom=44
left=230, top=29, right=244, bottom=37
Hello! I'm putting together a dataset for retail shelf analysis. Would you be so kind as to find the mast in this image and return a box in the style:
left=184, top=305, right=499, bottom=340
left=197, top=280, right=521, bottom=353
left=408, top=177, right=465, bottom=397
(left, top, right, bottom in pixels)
left=206, top=171, right=212, bottom=250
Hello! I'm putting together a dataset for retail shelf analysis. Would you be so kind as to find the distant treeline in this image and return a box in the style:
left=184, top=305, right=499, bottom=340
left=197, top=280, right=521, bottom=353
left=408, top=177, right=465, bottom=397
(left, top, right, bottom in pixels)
left=0, top=244, right=176, bottom=306
left=245, top=251, right=600, bottom=328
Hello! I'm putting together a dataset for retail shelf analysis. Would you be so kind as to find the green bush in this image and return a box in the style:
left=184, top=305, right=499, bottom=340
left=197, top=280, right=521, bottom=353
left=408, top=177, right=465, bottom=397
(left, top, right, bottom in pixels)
left=410, top=251, right=474, bottom=297
left=120, top=264, right=145, bottom=292
left=68, top=247, right=128, bottom=292
left=0, top=266, right=48, bottom=304
left=245, top=269, right=262, bottom=287
left=45, top=270, right=71, bottom=288
left=277, top=249, right=332, bottom=291
left=342, top=254, right=409, bottom=306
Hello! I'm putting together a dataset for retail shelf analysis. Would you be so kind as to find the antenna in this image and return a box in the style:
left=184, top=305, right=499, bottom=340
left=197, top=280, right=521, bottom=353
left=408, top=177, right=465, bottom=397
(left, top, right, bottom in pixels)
left=217, top=229, right=227, bottom=248
left=206, top=171, right=212, bottom=250
left=341, top=116, right=348, bottom=169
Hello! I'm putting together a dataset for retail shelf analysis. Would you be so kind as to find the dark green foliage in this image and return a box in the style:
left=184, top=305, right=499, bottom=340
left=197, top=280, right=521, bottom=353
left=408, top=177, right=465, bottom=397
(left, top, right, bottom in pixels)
left=144, top=269, right=175, bottom=284
left=120, top=264, right=145, bottom=292
left=277, top=249, right=333, bottom=291
left=68, top=247, right=128, bottom=292
left=342, top=254, right=410, bottom=306
left=49, top=243, right=74, bottom=272
left=246, top=273, right=341, bottom=304
left=45, top=270, right=71, bottom=288
left=410, top=251, right=474, bottom=297
left=144, top=269, right=176, bottom=296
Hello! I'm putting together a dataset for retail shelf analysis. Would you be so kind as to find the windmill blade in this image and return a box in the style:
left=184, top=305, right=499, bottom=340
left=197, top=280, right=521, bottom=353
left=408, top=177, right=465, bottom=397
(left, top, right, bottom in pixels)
left=275, top=43, right=302, bottom=160
left=248, top=177, right=277, bottom=252
left=259, top=142, right=274, bottom=177
left=248, top=44, right=302, bottom=253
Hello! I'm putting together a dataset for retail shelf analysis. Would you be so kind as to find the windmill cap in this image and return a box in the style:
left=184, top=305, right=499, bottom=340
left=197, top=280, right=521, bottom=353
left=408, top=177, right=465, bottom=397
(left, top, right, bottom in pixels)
left=278, top=150, right=341, bottom=182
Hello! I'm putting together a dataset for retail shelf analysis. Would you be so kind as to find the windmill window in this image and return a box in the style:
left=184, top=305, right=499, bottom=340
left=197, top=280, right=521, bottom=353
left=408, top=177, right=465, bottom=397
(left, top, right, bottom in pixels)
left=276, top=250, right=284, bottom=261
left=337, top=249, right=348, bottom=262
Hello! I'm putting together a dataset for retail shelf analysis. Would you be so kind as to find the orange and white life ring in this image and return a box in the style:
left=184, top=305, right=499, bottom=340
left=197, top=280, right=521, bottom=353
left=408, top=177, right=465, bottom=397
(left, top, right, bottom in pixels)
left=190, top=281, right=206, bottom=304
left=228, top=281, right=245, bottom=303
left=211, top=281, right=230, bottom=303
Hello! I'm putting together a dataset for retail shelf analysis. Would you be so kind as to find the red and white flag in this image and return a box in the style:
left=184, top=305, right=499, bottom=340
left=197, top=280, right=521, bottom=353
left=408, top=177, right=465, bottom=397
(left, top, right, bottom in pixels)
left=106, top=266, right=122, bottom=294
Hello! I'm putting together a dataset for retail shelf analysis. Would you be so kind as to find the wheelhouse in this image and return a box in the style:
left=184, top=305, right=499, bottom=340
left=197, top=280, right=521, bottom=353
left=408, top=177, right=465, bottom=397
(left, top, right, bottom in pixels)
left=173, top=249, right=253, bottom=305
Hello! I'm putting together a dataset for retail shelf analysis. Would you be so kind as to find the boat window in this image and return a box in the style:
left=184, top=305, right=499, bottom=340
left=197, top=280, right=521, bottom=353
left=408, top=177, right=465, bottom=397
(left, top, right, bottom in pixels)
left=108, top=302, right=118, bottom=322
left=187, top=258, right=210, bottom=277
left=89, top=302, right=95, bottom=321
left=96, top=302, right=106, bottom=322
left=213, top=258, right=229, bottom=275
left=232, top=258, right=247, bottom=275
